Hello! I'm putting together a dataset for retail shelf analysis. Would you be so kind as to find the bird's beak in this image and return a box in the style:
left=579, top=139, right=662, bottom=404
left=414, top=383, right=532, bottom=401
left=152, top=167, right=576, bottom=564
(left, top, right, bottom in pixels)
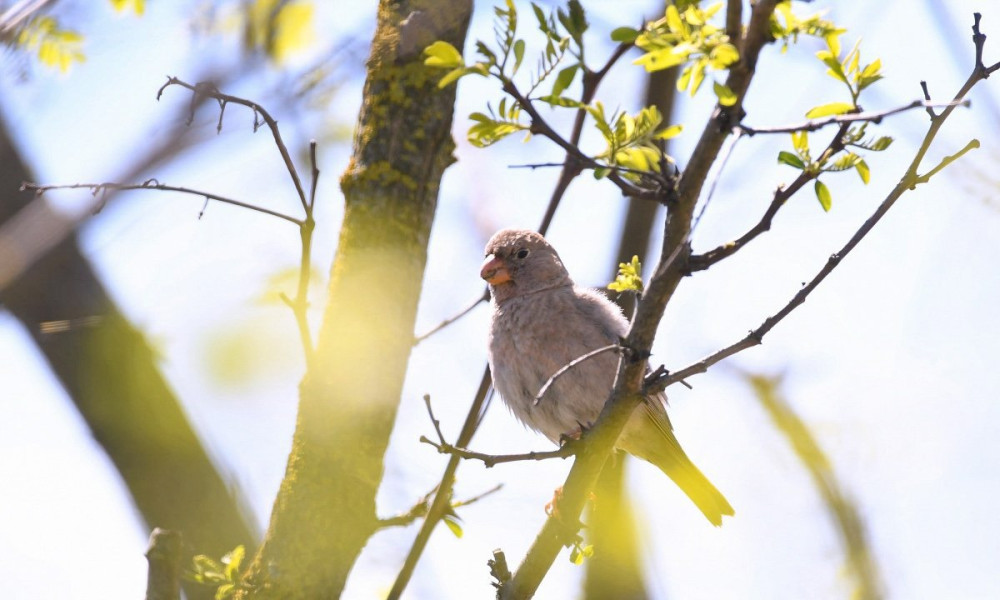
left=480, top=254, right=511, bottom=285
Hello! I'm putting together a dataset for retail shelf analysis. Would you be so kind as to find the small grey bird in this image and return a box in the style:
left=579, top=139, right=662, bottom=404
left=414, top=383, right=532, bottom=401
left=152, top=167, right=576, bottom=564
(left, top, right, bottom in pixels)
left=481, top=228, right=733, bottom=526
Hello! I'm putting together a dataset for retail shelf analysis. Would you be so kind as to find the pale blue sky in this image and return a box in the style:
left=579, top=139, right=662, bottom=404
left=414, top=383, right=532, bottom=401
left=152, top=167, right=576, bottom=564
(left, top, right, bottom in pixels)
left=1, top=1, right=998, bottom=598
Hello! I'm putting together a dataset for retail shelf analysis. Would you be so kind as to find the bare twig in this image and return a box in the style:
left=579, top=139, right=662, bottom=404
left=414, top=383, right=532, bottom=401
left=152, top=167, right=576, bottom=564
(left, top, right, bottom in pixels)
left=534, top=344, right=622, bottom=404
left=420, top=436, right=577, bottom=468
left=158, top=76, right=310, bottom=214
left=688, top=119, right=856, bottom=272
left=377, top=483, right=503, bottom=529
left=413, top=288, right=490, bottom=346
left=20, top=181, right=303, bottom=225
left=737, top=99, right=968, bottom=136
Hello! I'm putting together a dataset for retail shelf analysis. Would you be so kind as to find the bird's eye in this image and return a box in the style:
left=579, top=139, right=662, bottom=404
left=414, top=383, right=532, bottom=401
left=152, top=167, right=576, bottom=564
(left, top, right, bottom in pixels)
left=516, top=248, right=529, bottom=259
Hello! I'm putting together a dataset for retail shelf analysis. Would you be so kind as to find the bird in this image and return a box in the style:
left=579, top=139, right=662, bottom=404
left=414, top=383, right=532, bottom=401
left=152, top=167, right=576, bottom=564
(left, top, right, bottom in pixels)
left=481, top=228, right=733, bottom=526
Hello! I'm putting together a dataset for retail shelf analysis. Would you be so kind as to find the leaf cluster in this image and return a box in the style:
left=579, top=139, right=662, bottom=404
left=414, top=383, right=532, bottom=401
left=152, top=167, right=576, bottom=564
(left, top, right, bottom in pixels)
left=13, top=15, right=85, bottom=73
left=624, top=3, right=740, bottom=105
left=188, top=545, right=245, bottom=600
left=607, top=255, right=644, bottom=293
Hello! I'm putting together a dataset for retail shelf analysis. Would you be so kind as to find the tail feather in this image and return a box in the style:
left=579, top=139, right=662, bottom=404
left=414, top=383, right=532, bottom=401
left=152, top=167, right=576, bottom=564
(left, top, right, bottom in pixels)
left=655, top=452, right=734, bottom=527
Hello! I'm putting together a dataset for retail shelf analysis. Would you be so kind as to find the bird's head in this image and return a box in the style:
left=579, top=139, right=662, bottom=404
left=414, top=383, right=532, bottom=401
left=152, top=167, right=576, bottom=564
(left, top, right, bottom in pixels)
left=480, top=229, right=572, bottom=303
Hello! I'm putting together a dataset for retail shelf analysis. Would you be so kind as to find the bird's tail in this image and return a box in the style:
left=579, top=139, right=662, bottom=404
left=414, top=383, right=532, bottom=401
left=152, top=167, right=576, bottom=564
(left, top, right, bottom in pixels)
left=655, top=451, right=733, bottom=526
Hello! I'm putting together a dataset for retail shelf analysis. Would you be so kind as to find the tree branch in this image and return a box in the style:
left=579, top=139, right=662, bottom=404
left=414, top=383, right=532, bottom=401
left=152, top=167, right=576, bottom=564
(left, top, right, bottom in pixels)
left=737, top=99, right=969, bottom=135
left=158, top=76, right=310, bottom=214
left=20, top=181, right=303, bottom=225
left=388, top=40, right=637, bottom=600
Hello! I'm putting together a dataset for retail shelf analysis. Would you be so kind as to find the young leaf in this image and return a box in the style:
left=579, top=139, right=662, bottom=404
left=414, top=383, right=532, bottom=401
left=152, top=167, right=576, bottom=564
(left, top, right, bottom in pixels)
left=512, top=39, right=526, bottom=73
left=815, top=179, right=832, bottom=212
left=713, top=81, right=737, bottom=106
left=443, top=514, right=464, bottom=538
left=655, top=124, right=683, bottom=140
left=791, top=130, right=809, bottom=154
left=855, top=159, right=870, bottom=184
left=778, top=151, right=806, bottom=169
left=551, top=64, right=579, bottom=97
left=805, top=101, right=854, bottom=119
left=611, top=26, right=639, bottom=43
left=424, top=41, right=463, bottom=68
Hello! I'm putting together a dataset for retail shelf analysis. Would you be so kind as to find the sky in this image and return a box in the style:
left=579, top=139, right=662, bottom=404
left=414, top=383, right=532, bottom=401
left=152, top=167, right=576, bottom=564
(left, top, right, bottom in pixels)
left=1, top=1, right=999, bottom=599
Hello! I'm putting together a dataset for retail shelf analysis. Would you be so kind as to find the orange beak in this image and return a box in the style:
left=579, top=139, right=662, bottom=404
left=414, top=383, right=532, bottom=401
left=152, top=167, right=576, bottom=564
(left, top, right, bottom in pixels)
left=480, top=254, right=511, bottom=285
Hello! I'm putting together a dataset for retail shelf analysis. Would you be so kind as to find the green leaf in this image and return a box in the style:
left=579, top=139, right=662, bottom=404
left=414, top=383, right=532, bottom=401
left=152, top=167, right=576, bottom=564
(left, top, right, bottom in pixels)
left=666, top=5, right=684, bottom=34
left=815, top=179, right=832, bottom=212
left=512, top=39, right=525, bottom=72
left=713, top=81, right=737, bottom=106
left=551, top=64, right=579, bottom=97
left=778, top=151, right=805, bottom=169
left=593, top=167, right=611, bottom=179
left=443, top=514, right=464, bottom=538
left=608, top=255, right=643, bottom=293
left=791, top=130, right=809, bottom=154
left=222, top=545, right=245, bottom=581
left=709, top=42, right=739, bottom=69
left=537, top=95, right=583, bottom=108
left=437, top=67, right=467, bottom=88
left=610, top=27, right=639, bottom=43
left=634, top=47, right=687, bottom=71
left=655, top=124, right=683, bottom=140
left=855, top=159, right=870, bottom=184
left=215, top=583, right=235, bottom=600
left=424, top=41, right=463, bottom=68
left=805, top=101, right=854, bottom=119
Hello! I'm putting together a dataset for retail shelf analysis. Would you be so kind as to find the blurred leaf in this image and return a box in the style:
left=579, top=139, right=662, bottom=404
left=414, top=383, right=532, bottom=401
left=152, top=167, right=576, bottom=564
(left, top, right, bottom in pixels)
left=815, top=179, right=832, bottom=211
left=424, top=40, right=464, bottom=68
left=442, top=513, right=464, bottom=538
left=608, top=255, right=643, bottom=293
left=512, top=39, right=526, bottom=72
left=713, top=81, right=737, bottom=106
left=778, top=151, right=805, bottom=169
left=805, top=101, right=854, bottom=119
left=551, top=64, right=579, bottom=97
left=610, top=26, right=639, bottom=43
left=856, top=159, right=870, bottom=184
left=655, top=124, right=683, bottom=140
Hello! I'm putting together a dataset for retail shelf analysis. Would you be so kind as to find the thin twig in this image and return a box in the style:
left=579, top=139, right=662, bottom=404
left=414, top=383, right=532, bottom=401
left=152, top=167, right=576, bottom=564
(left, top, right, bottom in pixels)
left=20, top=181, right=303, bottom=225
left=534, top=344, right=622, bottom=404
left=158, top=76, right=310, bottom=214
left=738, top=99, right=969, bottom=136
left=420, top=436, right=577, bottom=468
left=376, top=483, right=504, bottom=529
left=413, top=288, right=490, bottom=346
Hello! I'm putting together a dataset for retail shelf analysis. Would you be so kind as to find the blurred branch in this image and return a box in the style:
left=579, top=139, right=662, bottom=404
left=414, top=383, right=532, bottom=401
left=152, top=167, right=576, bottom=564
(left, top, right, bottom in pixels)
left=745, top=374, right=883, bottom=600
left=145, top=528, right=183, bottom=600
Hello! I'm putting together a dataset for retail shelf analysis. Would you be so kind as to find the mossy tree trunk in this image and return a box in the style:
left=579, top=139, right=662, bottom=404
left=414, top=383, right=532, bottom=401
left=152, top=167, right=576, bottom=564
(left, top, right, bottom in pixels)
left=237, top=2, right=472, bottom=597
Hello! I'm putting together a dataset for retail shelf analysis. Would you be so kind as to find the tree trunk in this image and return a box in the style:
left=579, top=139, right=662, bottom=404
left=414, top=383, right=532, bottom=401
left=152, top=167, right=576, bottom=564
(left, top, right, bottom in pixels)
left=237, top=2, right=472, bottom=597
left=0, top=115, right=256, bottom=600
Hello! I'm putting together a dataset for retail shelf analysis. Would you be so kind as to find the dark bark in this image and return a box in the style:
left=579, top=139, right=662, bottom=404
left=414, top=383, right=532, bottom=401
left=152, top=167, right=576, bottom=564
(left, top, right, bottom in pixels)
left=237, top=2, right=473, bottom=597
left=0, top=114, right=256, bottom=600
